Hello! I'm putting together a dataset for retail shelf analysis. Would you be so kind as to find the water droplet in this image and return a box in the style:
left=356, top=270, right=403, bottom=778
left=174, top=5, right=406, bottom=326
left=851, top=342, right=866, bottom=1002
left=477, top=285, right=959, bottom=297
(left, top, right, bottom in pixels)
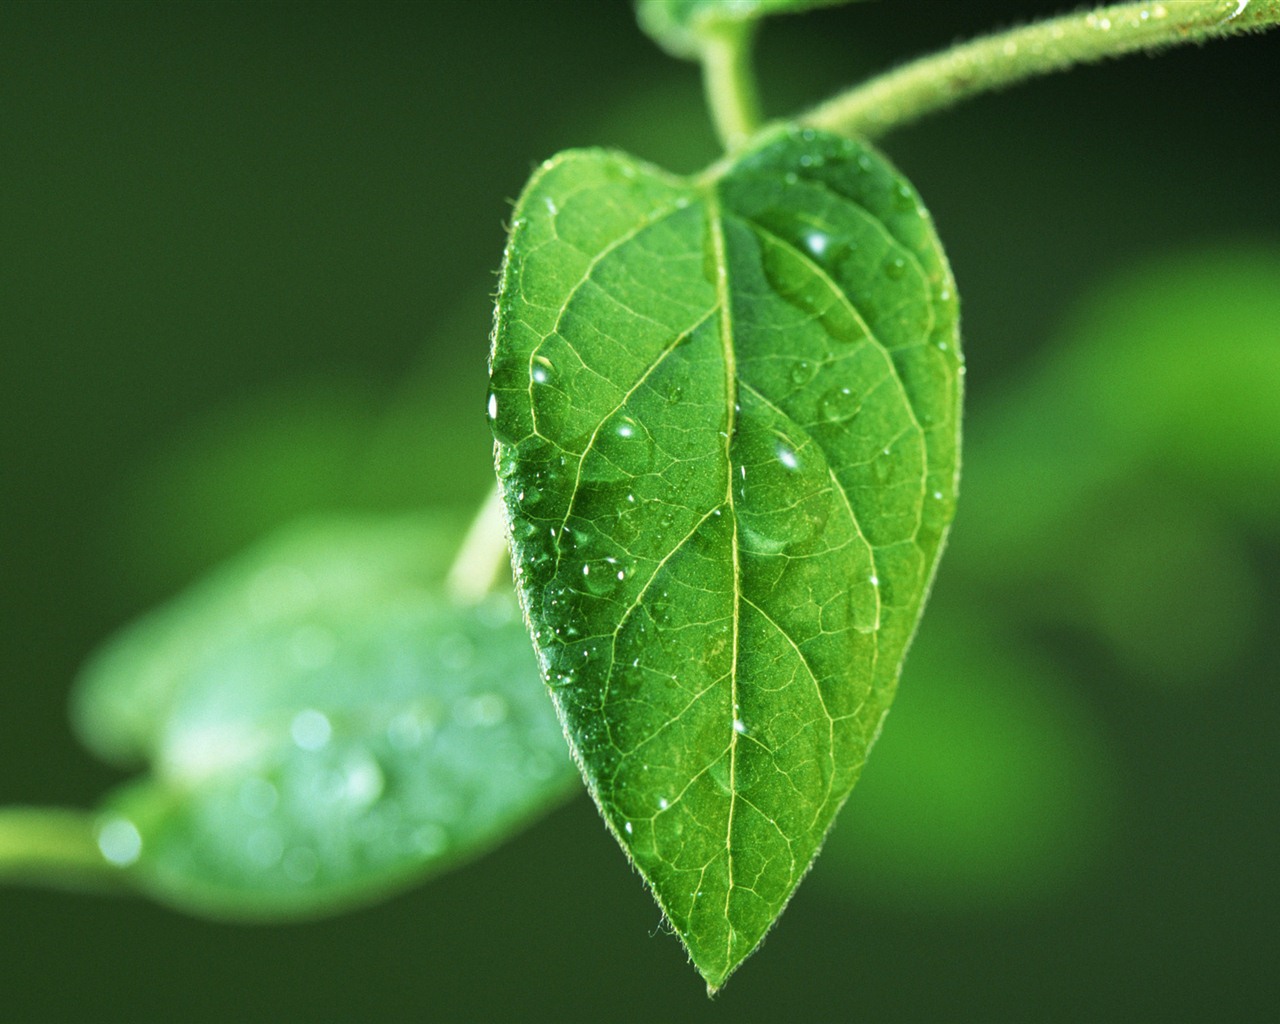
left=340, top=751, right=384, bottom=809
left=883, top=256, right=907, bottom=280
left=517, top=484, right=545, bottom=515
left=597, top=412, right=654, bottom=474
left=872, top=445, right=900, bottom=483
left=819, top=306, right=864, bottom=346
left=658, top=797, right=670, bottom=811
left=869, top=574, right=880, bottom=586
left=790, top=359, right=819, bottom=386
left=732, top=718, right=748, bottom=735
left=803, top=230, right=830, bottom=258
left=580, top=557, right=626, bottom=597
left=530, top=355, right=554, bottom=385
left=893, top=182, right=915, bottom=210
left=736, top=423, right=830, bottom=555
left=97, top=818, right=142, bottom=867
left=623, top=821, right=633, bottom=835
left=291, top=709, right=332, bottom=751
left=543, top=196, right=558, bottom=216
left=819, top=386, right=860, bottom=424
left=487, top=392, right=499, bottom=422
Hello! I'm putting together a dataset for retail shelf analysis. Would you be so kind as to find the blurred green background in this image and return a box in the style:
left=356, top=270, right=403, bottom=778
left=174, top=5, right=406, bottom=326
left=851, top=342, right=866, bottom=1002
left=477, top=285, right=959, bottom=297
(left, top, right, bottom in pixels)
left=2, top=1, right=1277, bottom=1020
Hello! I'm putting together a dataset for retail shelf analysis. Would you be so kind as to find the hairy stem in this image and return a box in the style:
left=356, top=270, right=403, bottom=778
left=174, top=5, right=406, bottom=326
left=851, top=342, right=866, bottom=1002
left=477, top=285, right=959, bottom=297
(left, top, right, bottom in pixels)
left=447, top=485, right=511, bottom=604
left=804, top=0, right=1280, bottom=140
left=702, top=24, right=763, bottom=151
left=0, top=807, right=121, bottom=892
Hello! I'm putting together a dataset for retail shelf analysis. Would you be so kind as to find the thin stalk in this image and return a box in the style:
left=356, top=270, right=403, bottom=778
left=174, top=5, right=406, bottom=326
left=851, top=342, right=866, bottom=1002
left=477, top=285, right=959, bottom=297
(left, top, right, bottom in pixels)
left=447, top=484, right=511, bottom=604
left=0, top=807, right=121, bottom=892
left=804, top=0, right=1280, bottom=140
left=702, top=23, right=763, bottom=151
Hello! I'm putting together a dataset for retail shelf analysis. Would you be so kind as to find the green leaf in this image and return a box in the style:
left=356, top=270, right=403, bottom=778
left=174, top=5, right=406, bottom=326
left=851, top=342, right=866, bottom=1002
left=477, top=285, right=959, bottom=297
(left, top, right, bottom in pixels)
left=487, top=126, right=961, bottom=988
left=637, top=0, right=857, bottom=59
left=74, top=515, right=579, bottom=918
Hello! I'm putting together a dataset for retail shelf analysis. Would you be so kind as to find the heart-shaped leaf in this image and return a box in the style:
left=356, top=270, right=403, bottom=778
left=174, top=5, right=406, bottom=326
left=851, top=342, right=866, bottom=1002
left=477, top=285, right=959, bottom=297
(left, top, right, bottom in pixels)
left=488, top=126, right=961, bottom=988
left=74, top=515, right=579, bottom=918
left=638, top=0, right=860, bottom=59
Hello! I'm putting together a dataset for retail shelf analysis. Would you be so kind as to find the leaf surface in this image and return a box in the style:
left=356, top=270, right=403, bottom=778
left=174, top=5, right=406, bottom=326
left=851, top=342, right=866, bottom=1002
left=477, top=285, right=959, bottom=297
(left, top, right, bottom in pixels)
left=637, top=0, right=858, bottom=59
left=488, top=127, right=961, bottom=987
left=75, top=515, right=579, bottom=918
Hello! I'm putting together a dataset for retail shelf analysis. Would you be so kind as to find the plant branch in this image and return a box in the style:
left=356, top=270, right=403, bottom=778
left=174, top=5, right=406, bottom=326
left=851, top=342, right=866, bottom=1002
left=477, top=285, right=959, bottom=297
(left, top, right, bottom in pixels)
left=0, top=807, right=122, bottom=892
left=447, top=484, right=511, bottom=604
left=804, top=0, right=1280, bottom=140
left=702, top=24, right=763, bottom=151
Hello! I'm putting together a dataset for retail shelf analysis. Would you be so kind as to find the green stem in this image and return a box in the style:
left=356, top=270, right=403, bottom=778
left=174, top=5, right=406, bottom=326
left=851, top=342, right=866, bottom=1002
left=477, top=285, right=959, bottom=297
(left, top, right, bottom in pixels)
left=447, top=484, right=511, bottom=604
left=804, top=0, right=1280, bottom=140
left=0, top=807, right=122, bottom=892
left=702, top=23, right=763, bottom=151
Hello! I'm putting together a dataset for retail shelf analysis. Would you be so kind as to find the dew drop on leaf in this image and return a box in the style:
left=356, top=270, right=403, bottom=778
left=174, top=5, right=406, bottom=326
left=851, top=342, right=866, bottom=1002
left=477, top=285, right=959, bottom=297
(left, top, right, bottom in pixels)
left=818, top=386, right=861, bottom=424
left=97, top=817, right=143, bottom=867
left=790, top=359, right=819, bottom=385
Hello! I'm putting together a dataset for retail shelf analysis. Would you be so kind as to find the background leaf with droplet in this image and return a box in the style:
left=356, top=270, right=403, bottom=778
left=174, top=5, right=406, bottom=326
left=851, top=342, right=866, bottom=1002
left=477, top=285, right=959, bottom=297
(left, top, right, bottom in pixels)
left=74, top=514, right=579, bottom=918
left=488, top=126, right=961, bottom=988
left=637, top=0, right=862, bottom=59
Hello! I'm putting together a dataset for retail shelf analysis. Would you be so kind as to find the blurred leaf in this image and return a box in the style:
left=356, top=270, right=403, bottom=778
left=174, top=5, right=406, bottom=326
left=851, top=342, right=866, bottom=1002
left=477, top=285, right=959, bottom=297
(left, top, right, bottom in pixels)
left=637, top=0, right=857, bottom=59
left=355, top=290, right=506, bottom=513
left=961, top=248, right=1280, bottom=566
left=75, top=515, right=580, bottom=919
left=103, top=351, right=495, bottom=605
left=101, top=382, right=376, bottom=602
left=1047, top=488, right=1260, bottom=687
left=488, top=127, right=960, bottom=988
left=1060, top=249, right=1280, bottom=526
left=949, top=247, right=1279, bottom=687
left=814, top=610, right=1113, bottom=910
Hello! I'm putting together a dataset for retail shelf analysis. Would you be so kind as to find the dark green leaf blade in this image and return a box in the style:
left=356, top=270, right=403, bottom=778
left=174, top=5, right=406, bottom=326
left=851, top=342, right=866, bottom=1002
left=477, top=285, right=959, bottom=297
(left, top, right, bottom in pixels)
left=637, top=0, right=860, bottom=59
left=488, top=127, right=961, bottom=988
left=75, top=515, right=579, bottom=918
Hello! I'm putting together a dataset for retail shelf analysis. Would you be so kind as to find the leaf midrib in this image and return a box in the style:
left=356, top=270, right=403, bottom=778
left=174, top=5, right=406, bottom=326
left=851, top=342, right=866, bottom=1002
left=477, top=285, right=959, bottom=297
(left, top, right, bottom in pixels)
left=703, top=182, right=744, bottom=971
